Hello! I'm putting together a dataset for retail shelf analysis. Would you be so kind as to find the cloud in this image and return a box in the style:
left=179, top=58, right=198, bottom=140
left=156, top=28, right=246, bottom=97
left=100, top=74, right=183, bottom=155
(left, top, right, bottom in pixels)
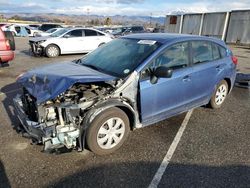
left=54, top=5, right=148, bottom=16
left=0, top=0, right=250, bottom=16
left=0, top=2, right=49, bottom=13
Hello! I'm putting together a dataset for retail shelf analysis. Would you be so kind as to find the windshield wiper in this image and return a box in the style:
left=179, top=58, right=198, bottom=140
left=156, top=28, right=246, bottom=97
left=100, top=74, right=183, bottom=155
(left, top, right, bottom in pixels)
left=74, top=58, right=82, bottom=64
left=82, top=64, right=101, bottom=72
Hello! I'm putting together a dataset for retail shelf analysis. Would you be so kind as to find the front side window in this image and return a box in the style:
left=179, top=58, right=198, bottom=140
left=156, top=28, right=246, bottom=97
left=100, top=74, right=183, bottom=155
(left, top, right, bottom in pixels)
left=150, top=42, right=189, bottom=70
left=192, top=41, right=213, bottom=64
left=140, top=42, right=189, bottom=80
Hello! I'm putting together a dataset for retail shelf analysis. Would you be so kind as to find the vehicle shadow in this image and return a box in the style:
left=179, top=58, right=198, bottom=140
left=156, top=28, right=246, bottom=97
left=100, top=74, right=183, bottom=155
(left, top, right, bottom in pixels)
left=0, top=160, right=11, bottom=188
left=47, top=161, right=250, bottom=188
left=1, top=82, right=23, bottom=131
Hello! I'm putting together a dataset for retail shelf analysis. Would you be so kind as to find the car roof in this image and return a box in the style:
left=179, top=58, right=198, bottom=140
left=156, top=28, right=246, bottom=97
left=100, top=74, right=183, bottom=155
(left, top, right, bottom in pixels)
left=122, top=33, right=226, bottom=46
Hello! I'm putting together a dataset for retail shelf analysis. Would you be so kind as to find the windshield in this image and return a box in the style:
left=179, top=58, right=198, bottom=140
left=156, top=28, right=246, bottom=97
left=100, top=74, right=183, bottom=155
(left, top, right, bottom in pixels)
left=78, top=38, right=161, bottom=78
left=50, top=28, right=69, bottom=37
left=46, top=28, right=57, bottom=33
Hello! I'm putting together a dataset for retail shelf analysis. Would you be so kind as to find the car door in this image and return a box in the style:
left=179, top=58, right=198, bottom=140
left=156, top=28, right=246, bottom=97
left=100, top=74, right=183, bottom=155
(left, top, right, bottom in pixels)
left=187, top=40, right=223, bottom=106
left=60, top=29, right=84, bottom=53
left=139, top=42, right=193, bottom=125
left=82, top=29, right=103, bottom=51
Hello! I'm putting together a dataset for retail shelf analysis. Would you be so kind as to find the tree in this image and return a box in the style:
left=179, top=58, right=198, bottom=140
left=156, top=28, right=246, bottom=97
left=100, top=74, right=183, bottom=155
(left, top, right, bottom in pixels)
left=104, top=17, right=112, bottom=26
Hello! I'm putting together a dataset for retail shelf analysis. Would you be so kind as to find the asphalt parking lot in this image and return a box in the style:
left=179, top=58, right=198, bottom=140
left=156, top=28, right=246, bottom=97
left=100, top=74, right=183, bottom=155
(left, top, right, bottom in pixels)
left=0, top=37, right=249, bottom=188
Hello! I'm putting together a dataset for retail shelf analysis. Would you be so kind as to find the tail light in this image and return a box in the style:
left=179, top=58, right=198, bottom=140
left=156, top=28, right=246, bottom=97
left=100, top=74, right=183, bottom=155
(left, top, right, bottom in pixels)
left=231, top=56, right=238, bottom=65
left=5, top=39, right=10, bottom=50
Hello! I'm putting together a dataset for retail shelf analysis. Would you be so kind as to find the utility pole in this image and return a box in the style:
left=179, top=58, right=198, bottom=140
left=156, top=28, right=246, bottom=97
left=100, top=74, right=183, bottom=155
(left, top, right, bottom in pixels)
left=150, top=12, right=152, bottom=27
left=87, top=8, right=90, bottom=25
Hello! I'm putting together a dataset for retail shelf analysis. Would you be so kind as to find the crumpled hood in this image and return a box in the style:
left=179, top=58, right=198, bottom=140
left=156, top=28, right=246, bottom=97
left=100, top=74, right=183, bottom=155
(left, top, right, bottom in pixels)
left=29, top=36, right=50, bottom=42
left=18, top=61, right=116, bottom=104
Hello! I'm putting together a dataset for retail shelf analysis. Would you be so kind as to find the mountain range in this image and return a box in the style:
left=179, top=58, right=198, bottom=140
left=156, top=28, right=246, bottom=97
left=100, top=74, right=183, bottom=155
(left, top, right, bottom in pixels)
left=2, top=13, right=167, bottom=26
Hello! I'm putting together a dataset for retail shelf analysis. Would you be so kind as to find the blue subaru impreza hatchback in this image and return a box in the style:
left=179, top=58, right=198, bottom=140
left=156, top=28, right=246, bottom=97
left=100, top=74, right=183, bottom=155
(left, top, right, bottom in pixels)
left=14, top=33, right=237, bottom=155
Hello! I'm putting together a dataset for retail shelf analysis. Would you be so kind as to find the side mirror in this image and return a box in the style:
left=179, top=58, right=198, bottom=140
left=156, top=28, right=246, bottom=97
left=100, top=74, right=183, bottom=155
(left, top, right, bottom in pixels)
left=150, top=66, right=173, bottom=84
left=154, top=66, right=173, bottom=78
left=63, top=34, right=70, bottom=38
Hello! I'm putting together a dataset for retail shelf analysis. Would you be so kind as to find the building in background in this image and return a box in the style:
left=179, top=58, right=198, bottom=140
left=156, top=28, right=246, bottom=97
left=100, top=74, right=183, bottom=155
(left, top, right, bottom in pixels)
left=165, top=10, right=250, bottom=45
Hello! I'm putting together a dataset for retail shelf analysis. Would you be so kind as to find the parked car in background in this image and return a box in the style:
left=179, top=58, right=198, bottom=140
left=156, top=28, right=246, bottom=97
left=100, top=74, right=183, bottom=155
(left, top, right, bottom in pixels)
left=122, top=26, right=146, bottom=35
left=14, top=34, right=237, bottom=155
left=0, top=23, right=10, bottom=31
left=38, top=24, right=63, bottom=32
left=111, top=26, right=128, bottom=37
left=29, top=28, right=113, bottom=57
left=5, top=25, right=41, bottom=37
left=0, top=28, right=15, bottom=65
left=35, top=28, right=62, bottom=37
left=28, top=24, right=40, bottom=29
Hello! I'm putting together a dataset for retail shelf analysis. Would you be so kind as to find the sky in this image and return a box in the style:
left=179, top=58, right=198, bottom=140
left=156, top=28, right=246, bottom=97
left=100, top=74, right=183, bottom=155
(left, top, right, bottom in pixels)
left=0, top=0, right=250, bottom=16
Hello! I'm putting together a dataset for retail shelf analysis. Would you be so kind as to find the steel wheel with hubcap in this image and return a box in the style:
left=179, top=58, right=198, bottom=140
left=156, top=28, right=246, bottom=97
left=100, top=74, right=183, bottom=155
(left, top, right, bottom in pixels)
left=86, top=107, right=130, bottom=155
left=45, top=44, right=60, bottom=58
left=209, top=80, right=228, bottom=109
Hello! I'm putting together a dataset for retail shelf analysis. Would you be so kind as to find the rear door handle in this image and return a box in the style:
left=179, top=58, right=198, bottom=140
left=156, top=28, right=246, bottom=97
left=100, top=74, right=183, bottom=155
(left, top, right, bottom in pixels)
left=182, top=75, right=191, bottom=82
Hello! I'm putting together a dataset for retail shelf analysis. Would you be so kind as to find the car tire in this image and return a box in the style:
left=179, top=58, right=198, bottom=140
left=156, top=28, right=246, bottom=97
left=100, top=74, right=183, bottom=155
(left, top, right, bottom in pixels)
left=4, top=31, right=15, bottom=50
left=86, top=107, right=130, bottom=155
left=45, top=44, right=60, bottom=58
left=209, top=80, right=228, bottom=109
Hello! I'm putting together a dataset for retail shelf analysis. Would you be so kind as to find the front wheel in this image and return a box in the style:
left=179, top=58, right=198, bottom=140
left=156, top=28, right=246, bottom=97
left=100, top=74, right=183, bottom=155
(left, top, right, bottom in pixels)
left=86, top=107, right=130, bottom=155
left=45, top=44, right=60, bottom=58
left=209, top=80, right=228, bottom=109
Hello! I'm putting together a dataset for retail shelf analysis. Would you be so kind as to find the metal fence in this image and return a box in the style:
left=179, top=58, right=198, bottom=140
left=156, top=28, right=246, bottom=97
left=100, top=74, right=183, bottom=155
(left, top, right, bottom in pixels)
left=165, top=10, right=250, bottom=45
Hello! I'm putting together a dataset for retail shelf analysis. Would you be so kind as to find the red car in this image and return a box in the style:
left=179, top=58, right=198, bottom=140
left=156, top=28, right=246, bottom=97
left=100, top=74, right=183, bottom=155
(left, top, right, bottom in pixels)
left=0, top=28, right=15, bottom=65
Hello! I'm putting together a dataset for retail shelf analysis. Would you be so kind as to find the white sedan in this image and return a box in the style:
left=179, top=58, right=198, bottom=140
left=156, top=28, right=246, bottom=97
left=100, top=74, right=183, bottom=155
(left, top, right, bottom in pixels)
left=29, top=28, right=113, bottom=57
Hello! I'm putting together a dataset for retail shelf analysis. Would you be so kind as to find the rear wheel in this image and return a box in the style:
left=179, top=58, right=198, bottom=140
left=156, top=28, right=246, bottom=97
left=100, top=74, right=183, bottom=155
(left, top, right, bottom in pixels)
left=209, top=80, right=228, bottom=109
left=45, top=44, right=60, bottom=58
left=86, top=107, right=130, bottom=155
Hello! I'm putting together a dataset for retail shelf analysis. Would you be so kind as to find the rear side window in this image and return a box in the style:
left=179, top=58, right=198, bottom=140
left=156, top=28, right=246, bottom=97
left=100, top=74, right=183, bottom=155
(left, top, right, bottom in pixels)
left=68, top=29, right=83, bottom=37
left=84, top=29, right=98, bottom=36
left=192, top=41, right=213, bottom=64
left=211, top=43, right=220, bottom=60
left=219, top=46, right=227, bottom=58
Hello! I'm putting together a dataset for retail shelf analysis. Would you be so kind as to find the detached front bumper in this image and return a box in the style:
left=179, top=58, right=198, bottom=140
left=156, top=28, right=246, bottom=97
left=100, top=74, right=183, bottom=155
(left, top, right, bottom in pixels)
left=13, top=95, right=44, bottom=142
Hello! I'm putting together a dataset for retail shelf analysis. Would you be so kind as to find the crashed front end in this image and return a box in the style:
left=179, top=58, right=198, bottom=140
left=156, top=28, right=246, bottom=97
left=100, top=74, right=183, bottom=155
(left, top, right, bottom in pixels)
left=29, top=40, right=45, bottom=56
left=14, top=82, right=115, bottom=151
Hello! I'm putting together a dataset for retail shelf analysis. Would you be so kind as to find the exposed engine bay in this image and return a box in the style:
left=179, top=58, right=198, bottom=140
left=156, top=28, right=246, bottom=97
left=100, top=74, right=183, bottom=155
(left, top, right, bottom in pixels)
left=14, top=71, right=140, bottom=152
left=21, top=82, right=114, bottom=150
